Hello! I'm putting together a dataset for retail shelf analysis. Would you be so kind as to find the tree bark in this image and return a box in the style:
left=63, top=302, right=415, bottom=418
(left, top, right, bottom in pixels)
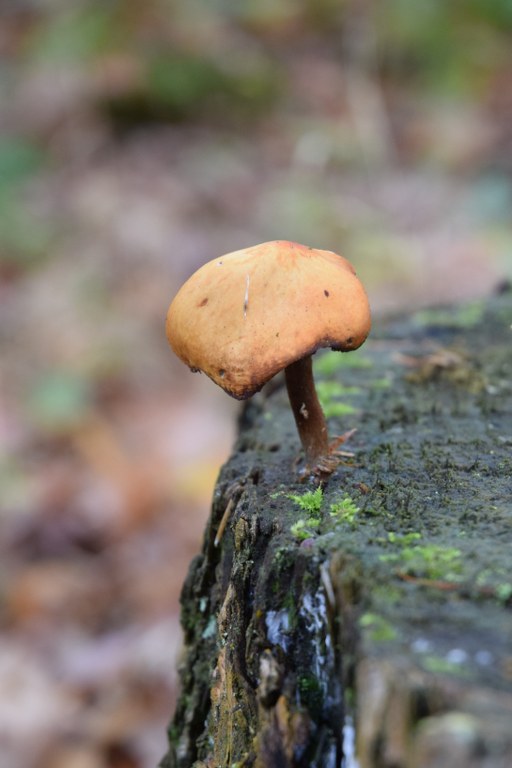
left=160, top=290, right=512, bottom=768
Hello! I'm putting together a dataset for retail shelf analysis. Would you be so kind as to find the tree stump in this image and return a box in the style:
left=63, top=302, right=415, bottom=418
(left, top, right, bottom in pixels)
left=160, top=291, right=512, bottom=768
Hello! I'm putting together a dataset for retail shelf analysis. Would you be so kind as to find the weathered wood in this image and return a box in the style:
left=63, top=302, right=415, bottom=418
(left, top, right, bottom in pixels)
left=160, top=291, right=512, bottom=768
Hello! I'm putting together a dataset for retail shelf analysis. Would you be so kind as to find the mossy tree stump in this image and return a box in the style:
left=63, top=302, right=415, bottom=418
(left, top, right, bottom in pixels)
left=161, top=292, right=512, bottom=768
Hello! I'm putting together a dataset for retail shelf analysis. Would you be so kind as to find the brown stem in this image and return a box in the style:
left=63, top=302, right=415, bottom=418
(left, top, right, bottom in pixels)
left=284, top=356, right=329, bottom=467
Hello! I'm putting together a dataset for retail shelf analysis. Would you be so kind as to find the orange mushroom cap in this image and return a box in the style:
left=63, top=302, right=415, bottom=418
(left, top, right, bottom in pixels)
left=166, top=240, right=371, bottom=399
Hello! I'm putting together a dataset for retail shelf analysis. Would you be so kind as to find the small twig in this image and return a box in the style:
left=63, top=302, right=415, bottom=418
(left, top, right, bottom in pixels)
left=214, top=497, right=236, bottom=547
left=397, top=572, right=510, bottom=603
left=398, top=572, right=460, bottom=591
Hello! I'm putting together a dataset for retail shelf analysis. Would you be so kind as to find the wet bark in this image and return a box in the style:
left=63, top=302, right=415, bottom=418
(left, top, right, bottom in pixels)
left=160, top=290, right=512, bottom=768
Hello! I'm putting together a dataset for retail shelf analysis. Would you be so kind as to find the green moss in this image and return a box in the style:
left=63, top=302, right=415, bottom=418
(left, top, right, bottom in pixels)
left=291, top=518, right=321, bottom=540
left=273, top=545, right=295, bottom=565
left=286, top=488, right=327, bottom=539
left=316, top=380, right=360, bottom=419
left=360, top=612, right=398, bottom=642
left=329, top=495, right=360, bottom=523
left=387, top=531, right=422, bottom=546
left=314, top=348, right=373, bottom=377
left=298, top=674, right=323, bottom=712
left=478, top=570, right=512, bottom=603
left=379, top=534, right=463, bottom=581
left=316, top=382, right=360, bottom=406
left=421, top=655, right=472, bottom=677
left=321, top=400, right=358, bottom=419
left=495, top=584, right=512, bottom=603
left=270, top=487, right=324, bottom=538
left=167, top=722, right=180, bottom=744
left=316, top=381, right=361, bottom=398
left=286, top=487, right=324, bottom=515
left=413, top=301, right=485, bottom=329
left=372, top=584, right=402, bottom=605
left=370, top=377, right=392, bottom=389
left=298, top=674, right=322, bottom=694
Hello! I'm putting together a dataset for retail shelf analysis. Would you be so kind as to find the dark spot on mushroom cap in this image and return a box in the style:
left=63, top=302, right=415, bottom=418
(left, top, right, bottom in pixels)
left=166, top=239, right=371, bottom=399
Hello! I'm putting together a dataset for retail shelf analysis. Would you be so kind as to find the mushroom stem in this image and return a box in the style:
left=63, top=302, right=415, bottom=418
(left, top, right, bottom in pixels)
left=284, top=356, right=329, bottom=467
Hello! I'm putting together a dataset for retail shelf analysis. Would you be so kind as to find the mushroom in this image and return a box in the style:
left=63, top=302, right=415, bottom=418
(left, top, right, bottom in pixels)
left=166, top=240, right=371, bottom=476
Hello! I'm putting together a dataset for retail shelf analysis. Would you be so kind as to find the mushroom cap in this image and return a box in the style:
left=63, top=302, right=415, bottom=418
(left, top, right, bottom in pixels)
left=166, top=240, right=371, bottom=399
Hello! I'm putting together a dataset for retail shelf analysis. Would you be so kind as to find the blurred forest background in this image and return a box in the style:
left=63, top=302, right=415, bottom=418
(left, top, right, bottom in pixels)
left=0, top=1, right=511, bottom=766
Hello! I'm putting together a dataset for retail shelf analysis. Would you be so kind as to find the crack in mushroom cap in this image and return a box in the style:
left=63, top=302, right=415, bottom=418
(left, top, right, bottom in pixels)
left=166, top=240, right=371, bottom=399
